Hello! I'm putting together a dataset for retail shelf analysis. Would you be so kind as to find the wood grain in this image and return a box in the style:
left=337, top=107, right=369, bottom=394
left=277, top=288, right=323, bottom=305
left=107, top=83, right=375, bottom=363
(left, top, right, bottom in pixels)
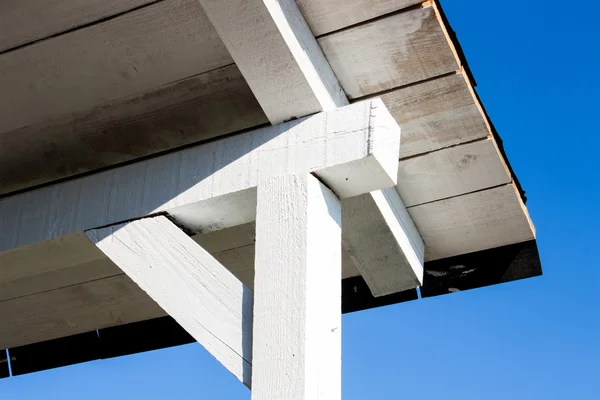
left=0, top=0, right=231, bottom=134
left=318, top=5, right=459, bottom=99
left=298, top=0, right=423, bottom=37
left=408, top=184, right=536, bottom=261
left=252, top=173, right=341, bottom=399
left=0, top=65, right=267, bottom=196
left=397, top=139, right=511, bottom=207
left=0, top=0, right=156, bottom=52
left=380, top=72, right=490, bottom=159
left=0, top=99, right=398, bottom=253
left=200, top=0, right=347, bottom=124
left=342, top=188, right=424, bottom=297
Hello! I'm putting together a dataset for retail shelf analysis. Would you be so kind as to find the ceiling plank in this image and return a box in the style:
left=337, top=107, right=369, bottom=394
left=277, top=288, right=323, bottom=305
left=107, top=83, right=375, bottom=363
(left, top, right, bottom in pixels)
left=0, top=65, right=267, bottom=197
left=0, top=0, right=155, bottom=53
left=318, top=5, right=459, bottom=99
left=408, top=183, right=536, bottom=261
left=397, top=138, right=511, bottom=207
left=298, top=0, right=423, bottom=37
left=0, top=0, right=231, bottom=135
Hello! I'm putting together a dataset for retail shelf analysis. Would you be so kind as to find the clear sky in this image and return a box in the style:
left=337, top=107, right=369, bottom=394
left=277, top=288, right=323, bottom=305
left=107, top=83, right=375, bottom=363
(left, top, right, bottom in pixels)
left=1, top=0, right=599, bottom=399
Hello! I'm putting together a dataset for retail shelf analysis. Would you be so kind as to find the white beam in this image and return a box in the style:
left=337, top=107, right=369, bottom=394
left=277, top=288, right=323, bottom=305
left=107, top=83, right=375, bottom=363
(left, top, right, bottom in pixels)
left=252, top=172, right=341, bottom=400
left=198, top=0, right=348, bottom=124
left=342, top=187, right=424, bottom=296
left=0, top=99, right=399, bottom=253
left=86, top=215, right=253, bottom=387
left=201, top=0, right=423, bottom=298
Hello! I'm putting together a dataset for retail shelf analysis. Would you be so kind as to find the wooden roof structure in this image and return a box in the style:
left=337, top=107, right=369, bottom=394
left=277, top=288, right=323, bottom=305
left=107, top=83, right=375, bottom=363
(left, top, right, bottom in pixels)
left=0, top=0, right=541, bottom=380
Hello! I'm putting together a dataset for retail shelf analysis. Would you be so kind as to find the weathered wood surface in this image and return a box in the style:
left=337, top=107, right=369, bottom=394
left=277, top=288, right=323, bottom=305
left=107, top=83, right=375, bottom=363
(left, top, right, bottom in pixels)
left=318, top=5, right=459, bottom=99
left=0, top=222, right=360, bottom=303
left=397, top=138, right=511, bottom=207
left=381, top=71, right=489, bottom=159
left=0, top=65, right=267, bottom=196
left=87, top=216, right=253, bottom=386
left=252, top=173, right=341, bottom=399
left=199, top=0, right=347, bottom=124
left=0, top=274, right=166, bottom=349
left=298, top=0, right=423, bottom=37
left=408, top=184, right=536, bottom=261
left=0, top=0, right=155, bottom=53
left=0, top=258, right=121, bottom=303
left=342, top=188, right=424, bottom=297
left=0, top=99, right=399, bottom=253
left=0, top=0, right=231, bottom=135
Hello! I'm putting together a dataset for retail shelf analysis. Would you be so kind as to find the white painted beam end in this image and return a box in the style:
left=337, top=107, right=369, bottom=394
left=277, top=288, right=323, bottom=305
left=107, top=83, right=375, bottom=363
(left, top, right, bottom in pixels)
left=342, top=187, right=424, bottom=297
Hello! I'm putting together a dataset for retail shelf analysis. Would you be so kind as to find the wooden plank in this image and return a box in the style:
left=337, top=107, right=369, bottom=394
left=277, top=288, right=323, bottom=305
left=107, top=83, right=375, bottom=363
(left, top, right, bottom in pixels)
left=396, top=138, right=511, bottom=207
left=87, top=216, right=253, bottom=386
left=0, top=65, right=267, bottom=196
left=380, top=72, right=490, bottom=159
left=298, top=0, right=423, bottom=37
left=0, top=0, right=154, bottom=52
left=0, top=233, right=104, bottom=285
left=318, top=5, right=459, bottom=99
left=0, top=0, right=231, bottom=135
left=408, top=184, right=536, bottom=261
left=199, top=0, right=347, bottom=124
left=342, top=188, right=424, bottom=297
left=0, top=99, right=399, bottom=253
left=0, top=258, right=121, bottom=302
left=0, top=274, right=166, bottom=349
left=0, top=221, right=360, bottom=302
left=252, top=173, right=341, bottom=399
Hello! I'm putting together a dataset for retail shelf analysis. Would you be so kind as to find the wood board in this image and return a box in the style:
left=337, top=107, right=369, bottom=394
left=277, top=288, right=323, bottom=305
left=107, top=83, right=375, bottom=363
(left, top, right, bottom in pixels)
left=0, top=0, right=231, bottom=134
left=0, top=0, right=155, bottom=53
left=318, top=5, right=459, bottom=99
left=380, top=71, right=490, bottom=159
left=298, top=0, right=423, bottom=37
left=0, top=65, right=267, bottom=196
left=396, top=138, right=511, bottom=207
left=408, top=183, right=536, bottom=261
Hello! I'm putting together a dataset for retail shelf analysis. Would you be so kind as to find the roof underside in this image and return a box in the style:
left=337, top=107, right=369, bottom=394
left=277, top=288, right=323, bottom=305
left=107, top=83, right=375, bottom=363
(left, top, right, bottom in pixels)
left=0, top=0, right=540, bottom=377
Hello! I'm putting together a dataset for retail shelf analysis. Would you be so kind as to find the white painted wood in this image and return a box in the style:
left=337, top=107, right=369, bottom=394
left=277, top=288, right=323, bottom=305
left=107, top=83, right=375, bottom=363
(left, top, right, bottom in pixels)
left=0, top=274, right=166, bottom=349
left=0, top=99, right=399, bottom=253
left=297, top=0, right=423, bottom=37
left=0, top=0, right=231, bottom=134
left=342, top=187, right=424, bottom=297
left=199, top=0, right=347, bottom=124
left=86, top=215, right=253, bottom=387
left=408, top=183, right=536, bottom=261
left=379, top=71, right=490, bottom=159
left=318, top=6, right=459, bottom=99
left=252, top=172, right=341, bottom=400
left=0, top=0, right=154, bottom=52
left=397, top=138, right=511, bottom=207
left=0, top=64, right=267, bottom=196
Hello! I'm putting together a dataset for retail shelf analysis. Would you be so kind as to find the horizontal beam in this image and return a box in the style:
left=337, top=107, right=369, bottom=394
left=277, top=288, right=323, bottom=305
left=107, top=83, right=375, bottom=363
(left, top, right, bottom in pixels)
left=0, top=98, right=399, bottom=253
left=342, top=187, right=424, bottom=297
left=199, top=0, right=347, bottom=124
left=87, top=216, right=253, bottom=387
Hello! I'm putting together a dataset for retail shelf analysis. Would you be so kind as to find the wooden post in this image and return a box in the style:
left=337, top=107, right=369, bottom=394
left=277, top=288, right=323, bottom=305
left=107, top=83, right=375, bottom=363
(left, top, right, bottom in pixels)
left=252, top=172, right=341, bottom=400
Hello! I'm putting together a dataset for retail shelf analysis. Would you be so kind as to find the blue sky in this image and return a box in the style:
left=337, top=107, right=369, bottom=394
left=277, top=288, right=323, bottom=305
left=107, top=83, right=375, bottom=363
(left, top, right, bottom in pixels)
left=1, top=0, right=599, bottom=398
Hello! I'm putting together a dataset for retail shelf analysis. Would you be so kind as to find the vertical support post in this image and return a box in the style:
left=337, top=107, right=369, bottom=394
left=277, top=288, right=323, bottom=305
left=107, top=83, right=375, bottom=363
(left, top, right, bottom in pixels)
left=252, top=172, right=342, bottom=400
